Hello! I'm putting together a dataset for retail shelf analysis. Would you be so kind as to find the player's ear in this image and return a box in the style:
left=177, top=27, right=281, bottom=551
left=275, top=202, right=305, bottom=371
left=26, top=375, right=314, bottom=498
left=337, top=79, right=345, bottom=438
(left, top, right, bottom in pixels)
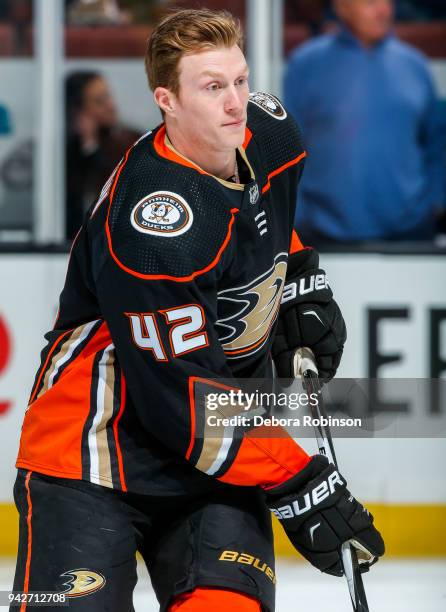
left=154, top=87, right=176, bottom=116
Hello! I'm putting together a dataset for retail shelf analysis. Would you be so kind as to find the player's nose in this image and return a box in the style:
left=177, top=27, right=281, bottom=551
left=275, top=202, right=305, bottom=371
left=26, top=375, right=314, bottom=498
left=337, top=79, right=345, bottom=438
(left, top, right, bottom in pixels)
left=224, top=85, right=244, bottom=116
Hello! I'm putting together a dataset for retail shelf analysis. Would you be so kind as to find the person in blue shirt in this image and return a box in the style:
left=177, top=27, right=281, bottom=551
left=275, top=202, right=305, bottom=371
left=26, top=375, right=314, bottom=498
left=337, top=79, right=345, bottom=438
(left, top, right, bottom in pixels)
left=284, top=0, right=445, bottom=243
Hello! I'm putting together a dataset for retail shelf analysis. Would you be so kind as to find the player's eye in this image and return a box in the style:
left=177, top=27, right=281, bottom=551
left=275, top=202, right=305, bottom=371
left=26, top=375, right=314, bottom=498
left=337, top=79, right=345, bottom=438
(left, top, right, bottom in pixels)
left=206, top=82, right=221, bottom=91
left=236, top=77, right=248, bottom=86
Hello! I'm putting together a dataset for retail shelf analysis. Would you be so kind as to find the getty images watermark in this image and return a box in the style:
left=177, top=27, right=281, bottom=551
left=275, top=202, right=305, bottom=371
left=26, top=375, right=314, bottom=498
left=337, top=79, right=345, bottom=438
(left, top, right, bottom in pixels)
left=205, top=389, right=362, bottom=429
left=195, top=378, right=446, bottom=438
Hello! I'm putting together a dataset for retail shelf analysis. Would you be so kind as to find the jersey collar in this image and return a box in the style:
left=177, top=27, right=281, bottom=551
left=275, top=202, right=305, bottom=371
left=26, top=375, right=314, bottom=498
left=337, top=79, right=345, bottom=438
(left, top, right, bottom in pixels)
left=153, top=125, right=255, bottom=191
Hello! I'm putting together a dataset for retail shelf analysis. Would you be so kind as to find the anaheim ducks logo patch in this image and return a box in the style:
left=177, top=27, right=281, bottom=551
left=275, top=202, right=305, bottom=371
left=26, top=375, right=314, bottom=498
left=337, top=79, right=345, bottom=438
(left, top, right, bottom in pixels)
left=60, top=569, right=106, bottom=598
left=216, top=252, right=288, bottom=359
left=249, top=92, right=287, bottom=120
left=131, top=191, right=193, bottom=237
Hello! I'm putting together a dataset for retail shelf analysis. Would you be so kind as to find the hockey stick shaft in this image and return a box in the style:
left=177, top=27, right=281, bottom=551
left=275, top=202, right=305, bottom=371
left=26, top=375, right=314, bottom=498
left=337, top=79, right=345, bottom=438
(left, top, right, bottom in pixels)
left=294, top=348, right=370, bottom=612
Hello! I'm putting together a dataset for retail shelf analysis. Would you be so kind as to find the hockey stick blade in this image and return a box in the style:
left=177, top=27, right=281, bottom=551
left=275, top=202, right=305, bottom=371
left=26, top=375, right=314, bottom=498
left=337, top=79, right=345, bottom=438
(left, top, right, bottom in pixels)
left=294, top=348, right=370, bottom=612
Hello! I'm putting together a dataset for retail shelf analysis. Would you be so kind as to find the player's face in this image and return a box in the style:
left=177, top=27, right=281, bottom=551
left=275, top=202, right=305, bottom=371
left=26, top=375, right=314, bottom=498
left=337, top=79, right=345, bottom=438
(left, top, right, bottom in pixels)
left=174, top=45, right=250, bottom=152
left=336, top=0, right=394, bottom=46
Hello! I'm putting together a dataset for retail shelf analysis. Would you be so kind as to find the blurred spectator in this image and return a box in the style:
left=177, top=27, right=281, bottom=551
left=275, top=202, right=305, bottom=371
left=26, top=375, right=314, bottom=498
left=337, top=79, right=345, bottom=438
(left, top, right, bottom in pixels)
left=284, top=0, right=445, bottom=244
left=0, top=0, right=32, bottom=56
left=66, top=0, right=126, bottom=26
left=65, top=71, right=140, bottom=239
left=283, top=0, right=446, bottom=28
left=117, top=0, right=166, bottom=25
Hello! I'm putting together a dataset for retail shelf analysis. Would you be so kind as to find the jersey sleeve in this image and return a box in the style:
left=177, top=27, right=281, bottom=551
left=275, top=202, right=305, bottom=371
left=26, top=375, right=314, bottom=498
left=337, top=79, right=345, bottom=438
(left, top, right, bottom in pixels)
left=92, top=149, right=310, bottom=489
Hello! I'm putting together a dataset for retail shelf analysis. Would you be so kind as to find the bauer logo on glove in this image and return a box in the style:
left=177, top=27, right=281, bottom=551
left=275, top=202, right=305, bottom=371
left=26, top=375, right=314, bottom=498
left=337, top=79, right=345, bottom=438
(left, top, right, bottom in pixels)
left=281, top=272, right=329, bottom=303
left=266, top=455, right=385, bottom=576
left=271, top=468, right=345, bottom=519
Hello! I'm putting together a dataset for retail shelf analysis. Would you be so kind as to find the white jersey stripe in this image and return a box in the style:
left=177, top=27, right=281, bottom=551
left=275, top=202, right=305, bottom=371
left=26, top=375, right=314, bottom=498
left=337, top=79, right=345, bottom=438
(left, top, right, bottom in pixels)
left=88, top=343, right=115, bottom=484
left=205, top=426, right=235, bottom=476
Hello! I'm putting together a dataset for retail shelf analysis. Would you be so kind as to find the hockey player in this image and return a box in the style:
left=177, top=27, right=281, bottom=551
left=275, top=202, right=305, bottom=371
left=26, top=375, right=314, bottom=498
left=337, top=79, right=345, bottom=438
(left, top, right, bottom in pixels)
left=12, top=9, right=384, bottom=612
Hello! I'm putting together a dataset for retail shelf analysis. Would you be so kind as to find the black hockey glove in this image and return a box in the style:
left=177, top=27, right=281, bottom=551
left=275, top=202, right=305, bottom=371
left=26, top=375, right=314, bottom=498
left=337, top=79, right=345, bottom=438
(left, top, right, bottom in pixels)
left=272, top=248, right=346, bottom=380
left=266, top=455, right=384, bottom=576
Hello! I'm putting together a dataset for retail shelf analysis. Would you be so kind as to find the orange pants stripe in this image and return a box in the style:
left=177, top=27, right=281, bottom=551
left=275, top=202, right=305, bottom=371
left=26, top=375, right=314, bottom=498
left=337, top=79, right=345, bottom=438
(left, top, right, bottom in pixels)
left=169, top=587, right=262, bottom=611
left=20, top=471, right=33, bottom=612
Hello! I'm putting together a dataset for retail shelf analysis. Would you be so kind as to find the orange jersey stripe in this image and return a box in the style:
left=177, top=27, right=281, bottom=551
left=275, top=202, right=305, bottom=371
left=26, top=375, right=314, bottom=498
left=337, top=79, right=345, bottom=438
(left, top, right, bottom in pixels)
left=243, top=127, right=253, bottom=149
left=113, top=371, right=127, bottom=492
left=290, top=229, right=305, bottom=253
left=262, top=151, right=307, bottom=194
left=20, top=471, right=33, bottom=612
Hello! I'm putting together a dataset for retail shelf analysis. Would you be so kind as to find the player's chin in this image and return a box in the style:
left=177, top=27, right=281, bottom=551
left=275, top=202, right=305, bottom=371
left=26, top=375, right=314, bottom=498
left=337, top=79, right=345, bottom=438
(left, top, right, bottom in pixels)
left=220, top=123, right=246, bottom=147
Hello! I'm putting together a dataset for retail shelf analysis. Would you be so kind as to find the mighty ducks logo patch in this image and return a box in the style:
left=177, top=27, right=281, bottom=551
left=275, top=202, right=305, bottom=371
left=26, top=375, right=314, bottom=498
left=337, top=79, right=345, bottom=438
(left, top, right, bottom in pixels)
left=131, top=191, right=193, bottom=237
left=60, top=569, right=106, bottom=597
left=249, top=92, right=287, bottom=120
left=216, top=253, right=288, bottom=359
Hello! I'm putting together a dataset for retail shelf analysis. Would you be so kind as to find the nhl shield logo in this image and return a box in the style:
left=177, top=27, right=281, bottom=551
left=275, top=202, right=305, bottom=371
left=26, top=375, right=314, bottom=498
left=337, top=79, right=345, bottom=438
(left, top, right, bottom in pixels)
left=131, top=191, right=193, bottom=237
left=249, top=183, right=259, bottom=205
left=249, top=92, right=287, bottom=120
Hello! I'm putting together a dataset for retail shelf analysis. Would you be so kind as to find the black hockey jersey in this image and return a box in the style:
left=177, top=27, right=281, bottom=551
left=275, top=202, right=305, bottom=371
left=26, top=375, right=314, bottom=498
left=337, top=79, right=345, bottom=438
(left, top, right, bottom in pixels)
left=17, top=92, right=310, bottom=495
